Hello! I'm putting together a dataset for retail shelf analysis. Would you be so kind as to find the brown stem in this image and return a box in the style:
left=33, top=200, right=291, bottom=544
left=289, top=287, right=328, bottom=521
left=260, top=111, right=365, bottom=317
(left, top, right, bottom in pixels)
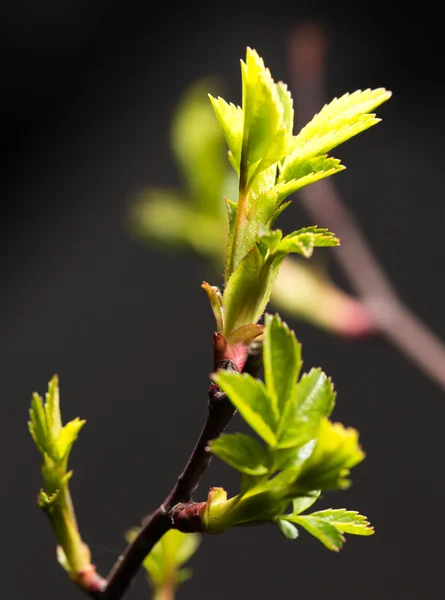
left=88, top=340, right=263, bottom=600
left=289, top=23, right=445, bottom=391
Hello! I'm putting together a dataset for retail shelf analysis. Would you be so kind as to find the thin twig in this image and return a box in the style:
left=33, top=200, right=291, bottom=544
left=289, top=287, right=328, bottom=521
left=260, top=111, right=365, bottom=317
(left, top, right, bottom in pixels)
left=89, top=341, right=263, bottom=600
left=289, top=23, right=445, bottom=391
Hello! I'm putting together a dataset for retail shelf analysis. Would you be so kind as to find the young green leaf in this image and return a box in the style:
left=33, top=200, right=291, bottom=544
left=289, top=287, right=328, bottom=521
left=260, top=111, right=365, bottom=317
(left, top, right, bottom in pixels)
left=211, top=371, right=278, bottom=446
left=278, top=227, right=339, bottom=259
left=286, top=514, right=345, bottom=551
left=276, top=82, right=294, bottom=134
left=309, top=509, right=374, bottom=536
left=286, top=88, right=392, bottom=166
left=263, top=313, right=301, bottom=414
left=202, top=282, right=224, bottom=332
left=277, top=368, right=335, bottom=449
left=240, top=48, right=292, bottom=185
left=297, top=418, right=365, bottom=491
left=209, top=95, right=243, bottom=174
left=127, top=528, right=201, bottom=591
left=278, top=154, right=344, bottom=191
left=292, top=490, right=321, bottom=515
left=222, top=243, right=285, bottom=335
left=208, top=433, right=269, bottom=475
left=277, top=518, right=299, bottom=540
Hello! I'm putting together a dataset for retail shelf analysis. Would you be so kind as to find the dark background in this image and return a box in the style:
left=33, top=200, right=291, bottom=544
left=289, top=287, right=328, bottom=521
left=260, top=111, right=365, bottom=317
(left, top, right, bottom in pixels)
left=2, top=2, right=444, bottom=599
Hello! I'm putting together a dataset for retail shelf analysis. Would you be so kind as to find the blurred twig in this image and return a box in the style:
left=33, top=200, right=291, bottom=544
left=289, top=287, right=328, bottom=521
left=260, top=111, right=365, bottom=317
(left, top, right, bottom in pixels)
left=289, top=23, right=445, bottom=390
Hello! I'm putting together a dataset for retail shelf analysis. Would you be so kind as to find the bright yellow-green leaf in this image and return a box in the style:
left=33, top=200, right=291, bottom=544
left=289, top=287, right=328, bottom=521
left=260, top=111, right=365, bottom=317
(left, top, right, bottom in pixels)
left=286, top=88, right=391, bottom=168
left=212, top=371, right=278, bottom=446
left=277, top=368, right=335, bottom=449
left=263, top=313, right=301, bottom=414
left=240, top=48, right=292, bottom=186
left=209, top=95, right=243, bottom=174
left=286, top=514, right=345, bottom=551
left=297, top=418, right=365, bottom=491
left=310, top=509, right=374, bottom=536
left=209, top=433, right=269, bottom=475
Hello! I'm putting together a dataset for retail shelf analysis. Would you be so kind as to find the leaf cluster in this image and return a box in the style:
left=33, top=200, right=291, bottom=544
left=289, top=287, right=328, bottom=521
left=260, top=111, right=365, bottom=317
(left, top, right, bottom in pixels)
left=207, top=48, right=390, bottom=338
left=28, top=375, right=85, bottom=497
left=207, top=314, right=373, bottom=550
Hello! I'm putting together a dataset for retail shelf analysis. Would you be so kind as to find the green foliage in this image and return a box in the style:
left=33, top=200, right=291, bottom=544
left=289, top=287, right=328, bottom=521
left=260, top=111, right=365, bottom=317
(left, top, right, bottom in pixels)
left=283, top=509, right=374, bottom=552
left=28, top=376, right=91, bottom=577
left=130, top=50, right=390, bottom=336
left=206, top=314, right=373, bottom=550
left=209, top=433, right=269, bottom=475
left=206, top=48, right=389, bottom=338
left=126, top=528, right=201, bottom=595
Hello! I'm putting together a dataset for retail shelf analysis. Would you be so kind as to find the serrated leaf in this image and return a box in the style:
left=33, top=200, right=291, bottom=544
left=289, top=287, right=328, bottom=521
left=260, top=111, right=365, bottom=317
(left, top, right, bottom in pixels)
left=222, top=244, right=285, bottom=335
left=309, top=509, right=374, bottom=536
left=45, top=375, right=62, bottom=441
left=225, top=197, right=237, bottom=236
left=297, top=418, right=365, bottom=491
left=212, top=371, right=278, bottom=446
left=209, top=433, right=269, bottom=475
left=209, top=95, right=243, bottom=174
left=278, top=227, right=340, bottom=259
left=278, top=155, right=345, bottom=197
left=240, top=48, right=292, bottom=185
left=276, top=82, right=294, bottom=134
left=292, top=490, right=321, bottom=515
left=277, top=518, right=299, bottom=539
left=277, top=368, right=335, bottom=449
left=57, top=418, right=86, bottom=464
left=288, top=88, right=391, bottom=165
left=171, top=79, right=226, bottom=214
left=287, top=514, right=345, bottom=551
left=273, top=438, right=317, bottom=471
left=263, top=313, right=301, bottom=414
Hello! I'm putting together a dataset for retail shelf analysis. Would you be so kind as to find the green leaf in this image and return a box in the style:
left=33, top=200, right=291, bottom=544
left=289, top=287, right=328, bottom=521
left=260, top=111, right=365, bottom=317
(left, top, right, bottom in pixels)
left=209, top=95, right=244, bottom=174
left=209, top=433, right=269, bottom=475
left=276, top=82, right=294, bottom=134
left=287, top=514, right=345, bottom=551
left=263, top=313, right=301, bottom=414
left=202, top=282, right=224, bottom=332
left=288, top=88, right=392, bottom=164
left=297, top=418, right=365, bottom=491
left=309, top=509, right=374, bottom=536
left=126, top=528, right=201, bottom=590
left=272, top=438, right=317, bottom=471
left=171, top=79, right=226, bottom=214
left=212, top=371, right=278, bottom=446
left=278, top=227, right=340, bottom=259
left=240, top=48, right=292, bottom=185
left=277, top=368, right=335, bottom=449
left=277, top=518, right=299, bottom=539
left=292, top=490, right=321, bottom=515
left=45, top=375, right=62, bottom=441
left=57, top=418, right=86, bottom=464
left=277, top=155, right=345, bottom=198
left=222, top=243, right=285, bottom=335
left=28, top=393, right=47, bottom=455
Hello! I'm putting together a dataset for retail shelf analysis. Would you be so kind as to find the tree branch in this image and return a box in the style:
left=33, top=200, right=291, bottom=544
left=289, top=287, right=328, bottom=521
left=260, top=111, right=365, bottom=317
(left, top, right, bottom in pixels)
left=289, top=23, right=445, bottom=391
left=89, top=340, right=263, bottom=600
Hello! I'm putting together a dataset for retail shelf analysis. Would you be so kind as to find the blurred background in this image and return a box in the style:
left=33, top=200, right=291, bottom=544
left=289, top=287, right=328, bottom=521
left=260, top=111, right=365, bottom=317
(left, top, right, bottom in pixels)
left=2, top=1, right=444, bottom=599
